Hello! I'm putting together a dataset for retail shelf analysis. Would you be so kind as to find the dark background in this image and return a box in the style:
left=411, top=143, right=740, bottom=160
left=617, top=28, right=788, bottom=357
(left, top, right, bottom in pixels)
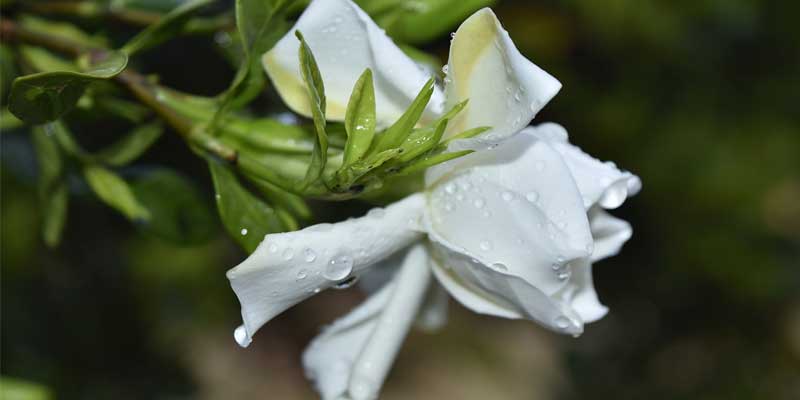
left=2, top=0, right=799, bottom=399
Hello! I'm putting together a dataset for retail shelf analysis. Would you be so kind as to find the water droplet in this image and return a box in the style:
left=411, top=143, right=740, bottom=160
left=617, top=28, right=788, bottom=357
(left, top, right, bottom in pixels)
left=513, top=91, right=521, bottom=102
left=445, top=182, right=457, bottom=194
left=557, top=269, right=571, bottom=281
left=325, top=254, right=354, bottom=281
left=480, top=240, right=492, bottom=251
left=268, top=243, right=278, bottom=253
left=240, top=228, right=248, bottom=236
left=450, top=32, right=456, bottom=39
left=525, top=192, right=539, bottom=203
left=367, top=208, right=386, bottom=218
left=473, top=198, right=485, bottom=209
left=296, top=269, right=308, bottom=280
left=233, top=326, right=251, bottom=348
left=441, top=64, right=449, bottom=74
left=332, top=275, right=358, bottom=289
left=555, top=316, right=570, bottom=329
left=303, top=248, right=317, bottom=262
left=535, top=161, right=546, bottom=171
left=282, top=248, right=294, bottom=260
left=501, top=191, right=514, bottom=202
left=492, top=263, right=508, bottom=272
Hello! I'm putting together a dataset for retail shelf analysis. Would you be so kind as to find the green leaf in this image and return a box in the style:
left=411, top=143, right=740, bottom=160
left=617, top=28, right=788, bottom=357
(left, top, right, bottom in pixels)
left=121, top=0, right=213, bottom=56
left=84, top=165, right=150, bottom=221
left=132, top=168, right=215, bottom=245
left=94, top=121, right=163, bottom=166
left=335, top=148, right=402, bottom=189
left=385, top=0, right=496, bottom=44
left=295, top=31, right=328, bottom=189
left=396, top=117, right=448, bottom=163
left=1, top=108, right=23, bottom=131
left=369, top=78, right=434, bottom=154
left=437, top=125, right=491, bottom=149
left=342, top=68, right=376, bottom=166
left=19, top=14, right=108, bottom=48
left=32, top=125, right=68, bottom=247
left=397, top=149, right=474, bottom=176
left=210, top=0, right=296, bottom=127
left=8, top=51, right=128, bottom=124
left=0, top=377, right=53, bottom=400
left=208, top=158, right=284, bottom=253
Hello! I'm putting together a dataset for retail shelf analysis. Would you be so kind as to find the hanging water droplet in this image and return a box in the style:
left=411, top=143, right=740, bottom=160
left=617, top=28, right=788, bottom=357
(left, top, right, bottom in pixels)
left=480, top=240, right=492, bottom=251
left=282, top=248, right=294, bottom=260
left=473, top=198, right=485, bottom=208
left=233, top=326, right=251, bottom=348
left=296, top=269, right=308, bottom=280
left=240, top=228, right=248, bottom=236
left=325, top=254, right=354, bottom=281
left=303, top=248, right=317, bottom=262
left=526, top=191, right=539, bottom=203
left=554, top=316, right=570, bottom=329
left=492, top=263, right=508, bottom=272
left=332, top=275, right=359, bottom=289
left=501, top=191, right=514, bottom=202
left=268, top=243, right=278, bottom=253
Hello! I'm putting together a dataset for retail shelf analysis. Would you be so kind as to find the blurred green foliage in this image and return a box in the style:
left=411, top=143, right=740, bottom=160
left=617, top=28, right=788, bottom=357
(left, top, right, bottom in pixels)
left=1, top=0, right=798, bottom=399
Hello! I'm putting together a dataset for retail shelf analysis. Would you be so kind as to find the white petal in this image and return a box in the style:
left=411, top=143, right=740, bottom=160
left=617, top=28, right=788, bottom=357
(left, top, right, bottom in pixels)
left=444, top=8, right=561, bottom=150
left=589, top=207, right=633, bottom=262
left=425, top=130, right=593, bottom=298
left=428, top=236, right=583, bottom=336
left=263, top=0, right=444, bottom=128
left=553, top=258, right=608, bottom=323
left=303, top=244, right=431, bottom=400
left=415, top=282, right=449, bottom=331
left=529, top=123, right=642, bottom=210
left=227, top=194, right=425, bottom=346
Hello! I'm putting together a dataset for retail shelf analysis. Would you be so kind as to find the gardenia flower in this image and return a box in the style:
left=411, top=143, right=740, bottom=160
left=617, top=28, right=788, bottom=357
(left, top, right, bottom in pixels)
left=227, top=1, right=641, bottom=399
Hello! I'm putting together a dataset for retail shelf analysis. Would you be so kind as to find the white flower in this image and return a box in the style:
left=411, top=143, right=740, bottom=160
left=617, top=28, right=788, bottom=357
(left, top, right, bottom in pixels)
left=227, top=1, right=641, bottom=399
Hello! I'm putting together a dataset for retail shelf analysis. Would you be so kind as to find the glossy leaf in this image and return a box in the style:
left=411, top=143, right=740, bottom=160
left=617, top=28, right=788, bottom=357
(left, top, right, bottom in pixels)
left=335, top=148, right=402, bottom=189
left=208, top=158, right=284, bottom=253
left=396, top=149, right=473, bottom=177
left=396, top=118, right=448, bottom=163
left=132, top=168, right=216, bottom=245
left=369, top=78, right=435, bottom=154
left=84, top=165, right=150, bottom=221
left=296, top=31, right=328, bottom=189
left=342, top=68, right=376, bottom=166
left=8, top=51, right=128, bottom=124
left=121, top=0, right=214, bottom=55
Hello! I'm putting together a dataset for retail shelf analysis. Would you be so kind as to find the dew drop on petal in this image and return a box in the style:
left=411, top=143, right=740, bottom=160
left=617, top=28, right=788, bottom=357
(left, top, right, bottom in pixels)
left=554, top=316, right=570, bottom=329
left=325, top=254, right=354, bottom=281
left=445, top=182, right=457, bottom=194
left=282, top=248, right=294, bottom=260
left=332, top=275, right=359, bottom=290
left=303, top=248, right=317, bottom=263
left=501, top=191, right=514, bottom=202
left=525, top=192, right=539, bottom=203
left=492, top=263, right=508, bottom=272
left=234, top=326, right=251, bottom=348
left=296, top=269, right=308, bottom=280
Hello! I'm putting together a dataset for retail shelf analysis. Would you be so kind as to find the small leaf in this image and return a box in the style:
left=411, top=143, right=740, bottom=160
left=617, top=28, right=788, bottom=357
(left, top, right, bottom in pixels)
left=397, top=150, right=474, bottom=176
left=8, top=51, right=128, bottom=124
left=296, top=31, right=328, bottom=189
left=437, top=126, right=491, bottom=149
left=132, top=168, right=215, bottom=245
left=121, top=0, right=214, bottom=56
left=84, top=165, right=150, bottom=221
left=369, top=78, right=435, bottom=154
left=94, top=121, right=163, bottom=166
left=335, top=148, right=402, bottom=189
left=210, top=0, right=296, bottom=128
left=395, top=118, right=448, bottom=163
left=208, top=158, right=285, bottom=253
left=342, top=68, right=376, bottom=166
left=32, top=125, right=68, bottom=246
